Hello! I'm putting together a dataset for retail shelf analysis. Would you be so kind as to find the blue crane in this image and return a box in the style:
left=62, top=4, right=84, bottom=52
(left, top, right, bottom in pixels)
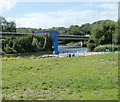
left=32, top=31, right=58, bottom=55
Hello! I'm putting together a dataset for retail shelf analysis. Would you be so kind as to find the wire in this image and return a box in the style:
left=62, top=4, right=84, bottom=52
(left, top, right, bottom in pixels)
left=42, top=36, right=47, bottom=50
left=33, top=36, right=47, bottom=50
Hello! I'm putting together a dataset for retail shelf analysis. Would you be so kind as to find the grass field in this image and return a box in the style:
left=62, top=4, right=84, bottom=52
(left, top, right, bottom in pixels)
left=2, top=53, right=118, bottom=100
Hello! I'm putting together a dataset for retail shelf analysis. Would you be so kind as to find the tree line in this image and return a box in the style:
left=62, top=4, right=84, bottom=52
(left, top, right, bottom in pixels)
left=1, top=16, right=119, bottom=53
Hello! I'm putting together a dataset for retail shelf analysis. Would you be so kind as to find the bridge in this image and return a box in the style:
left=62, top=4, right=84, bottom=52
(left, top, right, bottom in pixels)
left=0, top=32, right=89, bottom=41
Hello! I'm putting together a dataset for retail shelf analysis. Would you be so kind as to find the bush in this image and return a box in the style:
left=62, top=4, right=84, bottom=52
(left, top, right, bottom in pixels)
left=3, top=35, right=53, bottom=54
left=33, top=35, right=53, bottom=51
left=87, top=43, right=95, bottom=51
left=31, top=37, right=41, bottom=52
left=13, top=35, right=33, bottom=53
left=66, top=41, right=84, bottom=47
left=94, top=44, right=119, bottom=52
left=4, top=44, right=16, bottom=54
left=3, top=36, right=16, bottom=54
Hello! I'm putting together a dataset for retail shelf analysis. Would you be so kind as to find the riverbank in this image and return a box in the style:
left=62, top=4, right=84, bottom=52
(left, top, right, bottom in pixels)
left=2, top=53, right=118, bottom=100
left=1, top=45, right=87, bottom=57
left=2, top=51, right=53, bottom=57
left=37, top=51, right=118, bottom=58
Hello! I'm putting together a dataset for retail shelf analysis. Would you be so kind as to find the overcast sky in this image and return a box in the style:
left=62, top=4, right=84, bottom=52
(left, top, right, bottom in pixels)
left=0, top=0, right=118, bottom=29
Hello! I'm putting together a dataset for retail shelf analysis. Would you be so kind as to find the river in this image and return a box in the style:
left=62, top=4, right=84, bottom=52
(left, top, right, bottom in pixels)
left=58, top=45, right=88, bottom=53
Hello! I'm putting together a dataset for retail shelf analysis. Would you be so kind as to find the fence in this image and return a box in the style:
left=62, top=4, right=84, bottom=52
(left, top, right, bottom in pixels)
left=58, top=51, right=114, bottom=57
left=76, top=51, right=113, bottom=56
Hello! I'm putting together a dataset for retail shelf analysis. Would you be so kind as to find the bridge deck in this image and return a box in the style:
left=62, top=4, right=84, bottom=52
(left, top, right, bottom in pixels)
left=0, top=32, right=89, bottom=41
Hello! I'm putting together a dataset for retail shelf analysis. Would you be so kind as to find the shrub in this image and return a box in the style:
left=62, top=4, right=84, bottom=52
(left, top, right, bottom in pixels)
left=3, top=36, right=15, bottom=47
left=87, top=43, right=95, bottom=51
left=13, top=35, right=33, bottom=53
left=94, top=44, right=119, bottom=52
left=32, top=35, right=53, bottom=51
left=66, top=41, right=84, bottom=47
left=3, top=34, right=53, bottom=54
left=31, top=37, right=41, bottom=52
left=2, top=36, right=15, bottom=53
left=4, top=44, right=16, bottom=54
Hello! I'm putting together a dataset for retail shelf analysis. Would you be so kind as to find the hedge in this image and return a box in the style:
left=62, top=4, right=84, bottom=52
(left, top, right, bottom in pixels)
left=3, top=35, right=53, bottom=54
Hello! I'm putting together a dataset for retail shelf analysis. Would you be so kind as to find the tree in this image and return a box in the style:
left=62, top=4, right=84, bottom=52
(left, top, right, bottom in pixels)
left=89, top=20, right=116, bottom=45
left=114, top=21, right=119, bottom=44
left=17, top=27, right=39, bottom=33
left=0, top=16, right=16, bottom=32
left=48, top=27, right=67, bottom=35
left=87, top=20, right=118, bottom=51
left=67, top=25, right=81, bottom=35
left=80, top=23, right=91, bottom=35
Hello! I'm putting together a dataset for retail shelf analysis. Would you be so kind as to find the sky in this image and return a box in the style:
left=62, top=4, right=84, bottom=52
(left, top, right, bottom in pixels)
left=0, top=0, right=119, bottom=29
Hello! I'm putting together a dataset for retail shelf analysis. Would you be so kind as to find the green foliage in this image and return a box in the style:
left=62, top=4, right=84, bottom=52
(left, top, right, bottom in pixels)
left=48, top=27, right=67, bottom=35
left=66, top=41, right=84, bottom=47
left=67, top=25, right=81, bottom=35
left=80, top=23, right=91, bottom=35
left=0, top=16, right=16, bottom=32
left=3, top=35, right=53, bottom=54
left=94, top=44, right=119, bottom=52
left=87, top=43, right=95, bottom=51
left=3, top=36, right=15, bottom=47
left=13, top=35, right=33, bottom=53
left=48, top=24, right=91, bottom=36
left=31, top=37, right=41, bottom=52
left=2, top=54, right=118, bottom=100
left=90, top=20, right=116, bottom=45
left=16, top=23, right=91, bottom=36
left=7, top=18, right=118, bottom=49
left=17, top=27, right=39, bottom=33
left=3, top=44, right=16, bottom=54
left=45, top=35, right=53, bottom=51
left=31, top=35, right=53, bottom=52
left=87, top=20, right=118, bottom=51
left=1, top=16, right=118, bottom=52
left=3, top=36, right=16, bottom=53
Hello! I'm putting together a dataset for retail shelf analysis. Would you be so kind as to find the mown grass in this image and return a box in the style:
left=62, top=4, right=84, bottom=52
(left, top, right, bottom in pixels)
left=2, top=53, right=118, bottom=100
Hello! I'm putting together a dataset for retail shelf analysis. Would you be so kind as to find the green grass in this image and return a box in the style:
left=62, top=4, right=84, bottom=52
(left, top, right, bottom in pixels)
left=2, top=53, right=118, bottom=100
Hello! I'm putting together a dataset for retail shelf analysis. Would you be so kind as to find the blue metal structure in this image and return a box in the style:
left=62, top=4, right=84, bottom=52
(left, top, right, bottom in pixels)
left=32, top=31, right=58, bottom=55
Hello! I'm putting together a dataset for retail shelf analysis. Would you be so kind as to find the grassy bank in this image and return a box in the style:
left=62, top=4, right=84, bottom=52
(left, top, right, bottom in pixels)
left=2, top=51, right=52, bottom=57
left=2, top=53, right=118, bottom=100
